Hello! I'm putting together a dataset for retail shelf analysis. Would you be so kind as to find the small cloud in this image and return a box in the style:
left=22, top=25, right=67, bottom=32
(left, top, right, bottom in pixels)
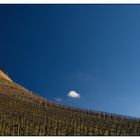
left=55, top=97, right=62, bottom=102
left=67, top=90, right=80, bottom=98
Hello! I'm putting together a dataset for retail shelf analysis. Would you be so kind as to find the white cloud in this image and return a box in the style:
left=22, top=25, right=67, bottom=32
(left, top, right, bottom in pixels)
left=67, top=90, right=80, bottom=98
left=55, top=97, right=62, bottom=102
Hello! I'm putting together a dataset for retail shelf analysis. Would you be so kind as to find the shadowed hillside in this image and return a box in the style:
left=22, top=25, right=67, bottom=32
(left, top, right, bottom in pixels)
left=0, top=70, right=140, bottom=136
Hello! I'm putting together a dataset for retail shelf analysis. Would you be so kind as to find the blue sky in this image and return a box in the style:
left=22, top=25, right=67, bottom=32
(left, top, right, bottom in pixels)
left=1, top=5, right=140, bottom=117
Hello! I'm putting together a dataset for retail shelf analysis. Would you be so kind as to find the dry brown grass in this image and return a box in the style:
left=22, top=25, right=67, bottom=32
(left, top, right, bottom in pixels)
left=0, top=71, right=12, bottom=82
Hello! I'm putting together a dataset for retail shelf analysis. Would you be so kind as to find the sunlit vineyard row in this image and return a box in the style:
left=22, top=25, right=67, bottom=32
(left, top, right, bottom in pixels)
left=0, top=77, right=140, bottom=136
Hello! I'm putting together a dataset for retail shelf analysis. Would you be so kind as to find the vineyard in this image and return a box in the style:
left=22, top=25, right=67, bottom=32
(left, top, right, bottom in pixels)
left=0, top=71, right=140, bottom=136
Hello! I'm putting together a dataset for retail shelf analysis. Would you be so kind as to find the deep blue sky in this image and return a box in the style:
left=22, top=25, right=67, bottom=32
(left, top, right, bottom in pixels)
left=1, top=5, right=140, bottom=117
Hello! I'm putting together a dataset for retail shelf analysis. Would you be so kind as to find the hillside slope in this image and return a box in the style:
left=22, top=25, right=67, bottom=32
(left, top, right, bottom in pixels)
left=0, top=70, right=140, bottom=136
left=0, top=70, right=12, bottom=82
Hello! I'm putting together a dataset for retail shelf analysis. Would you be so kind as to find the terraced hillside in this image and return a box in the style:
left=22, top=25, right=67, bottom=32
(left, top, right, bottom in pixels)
left=0, top=70, right=140, bottom=136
